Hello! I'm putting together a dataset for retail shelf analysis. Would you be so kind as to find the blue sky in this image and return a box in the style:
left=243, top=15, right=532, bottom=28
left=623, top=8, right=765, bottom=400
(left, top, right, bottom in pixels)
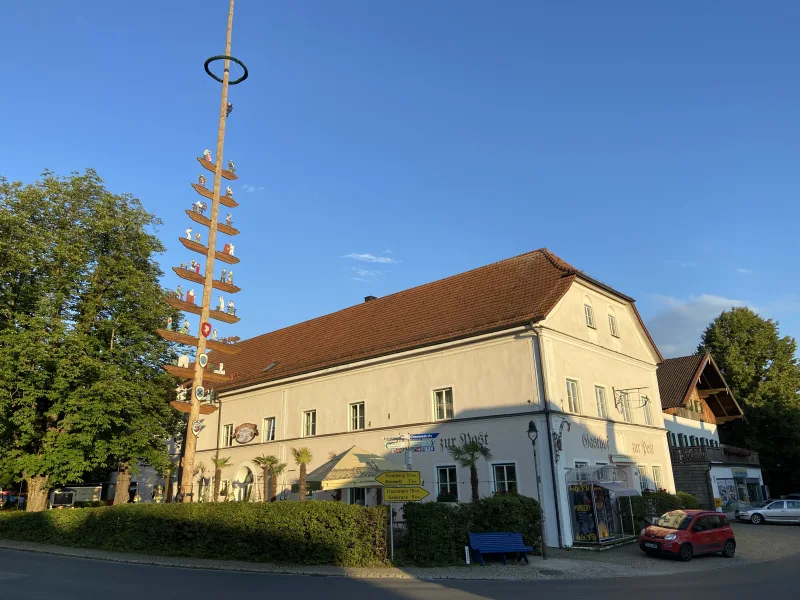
left=3, top=1, right=799, bottom=357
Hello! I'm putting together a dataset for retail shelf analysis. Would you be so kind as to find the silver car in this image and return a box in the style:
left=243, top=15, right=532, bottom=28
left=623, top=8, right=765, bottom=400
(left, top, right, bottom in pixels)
left=736, top=500, right=800, bottom=524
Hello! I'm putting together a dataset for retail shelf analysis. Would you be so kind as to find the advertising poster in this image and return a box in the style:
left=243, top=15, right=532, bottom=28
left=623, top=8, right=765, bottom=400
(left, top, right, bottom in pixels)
left=569, top=483, right=597, bottom=543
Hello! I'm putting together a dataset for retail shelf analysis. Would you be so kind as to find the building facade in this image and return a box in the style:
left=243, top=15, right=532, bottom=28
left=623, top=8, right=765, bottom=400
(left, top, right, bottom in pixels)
left=190, top=249, right=674, bottom=547
left=657, top=353, right=765, bottom=511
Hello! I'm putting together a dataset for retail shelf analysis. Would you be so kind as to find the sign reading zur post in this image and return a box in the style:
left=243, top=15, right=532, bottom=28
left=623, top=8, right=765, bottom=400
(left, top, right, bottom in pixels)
left=375, top=471, right=421, bottom=486
left=383, top=487, right=429, bottom=502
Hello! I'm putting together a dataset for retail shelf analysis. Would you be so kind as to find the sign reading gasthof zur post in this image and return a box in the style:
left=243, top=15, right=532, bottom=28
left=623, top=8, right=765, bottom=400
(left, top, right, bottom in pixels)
left=375, top=471, right=421, bottom=486
left=384, top=487, right=429, bottom=502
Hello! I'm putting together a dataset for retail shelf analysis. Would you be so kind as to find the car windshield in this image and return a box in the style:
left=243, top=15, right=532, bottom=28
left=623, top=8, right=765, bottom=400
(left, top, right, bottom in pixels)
left=655, top=511, right=692, bottom=530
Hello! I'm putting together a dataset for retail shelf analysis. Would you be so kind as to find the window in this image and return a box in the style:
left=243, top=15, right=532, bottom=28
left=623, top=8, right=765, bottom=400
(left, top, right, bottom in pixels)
left=437, top=466, right=458, bottom=498
left=222, top=424, right=233, bottom=447
left=434, top=388, right=454, bottom=420
left=262, top=417, right=276, bottom=442
left=574, top=460, right=589, bottom=481
left=652, top=465, right=663, bottom=491
left=594, top=386, right=608, bottom=419
left=608, top=314, right=619, bottom=337
left=349, top=488, right=366, bottom=506
left=584, top=304, right=595, bottom=328
left=566, top=379, right=582, bottom=413
left=638, top=465, right=649, bottom=492
left=350, top=402, right=365, bottom=431
left=689, top=435, right=697, bottom=446
left=620, top=391, right=632, bottom=422
left=493, top=463, right=517, bottom=494
left=786, top=500, right=800, bottom=510
left=303, top=410, right=316, bottom=437
left=642, top=395, right=652, bottom=425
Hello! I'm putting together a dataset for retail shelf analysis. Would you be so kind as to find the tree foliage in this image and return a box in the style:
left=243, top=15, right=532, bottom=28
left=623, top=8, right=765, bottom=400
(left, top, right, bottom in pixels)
left=448, top=440, right=492, bottom=502
left=698, top=307, right=800, bottom=495
left=0, top=170, right=181, bottom=509
left=291, top=447, right=313, bottom=501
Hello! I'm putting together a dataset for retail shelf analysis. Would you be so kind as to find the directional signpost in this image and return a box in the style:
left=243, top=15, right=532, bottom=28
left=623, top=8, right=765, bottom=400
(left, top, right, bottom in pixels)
left=383, top=486, right=430, bottom=502
left=375, top=471, right=420, bottom=486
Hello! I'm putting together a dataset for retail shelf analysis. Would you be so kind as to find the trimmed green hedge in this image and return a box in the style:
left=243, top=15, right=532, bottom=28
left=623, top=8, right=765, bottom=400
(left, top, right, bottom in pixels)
left=620, top=490, right=700, bottom=529
left=0, top=502, right=388, bottom=566
left=401, top=494, right=541, bottom=566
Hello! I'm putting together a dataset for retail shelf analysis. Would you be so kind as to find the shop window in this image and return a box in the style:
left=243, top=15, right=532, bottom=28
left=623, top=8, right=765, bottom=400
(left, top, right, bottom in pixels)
left=574, top=460, right=589, bottom=482
left=303, top=410, right=317, bottom=437
left=222, top=424, right=233, bottom=447
left=349, top=488, right=366, bottom=506
left=437, top=466, right=458, bottom=499
left=262, top=417, right=276, bottom=442
left=434, top=388, right=454, bottom=420
left=493, top=463, right=517, bottom=494
left=566, top=379, right=582, bottom=414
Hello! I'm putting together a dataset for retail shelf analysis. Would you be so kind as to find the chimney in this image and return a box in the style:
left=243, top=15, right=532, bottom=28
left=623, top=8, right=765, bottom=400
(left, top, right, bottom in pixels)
left=364, top=295, right=377, bottom=303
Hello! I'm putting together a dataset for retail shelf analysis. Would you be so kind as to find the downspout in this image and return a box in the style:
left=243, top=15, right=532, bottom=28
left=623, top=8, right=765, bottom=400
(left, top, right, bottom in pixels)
left=533, top=325, right=564, bottom=548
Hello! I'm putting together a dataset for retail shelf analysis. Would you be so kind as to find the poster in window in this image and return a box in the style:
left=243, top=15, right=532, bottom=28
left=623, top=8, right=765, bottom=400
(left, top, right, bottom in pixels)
left=592, top=486, right=614, bottom=541
left=716, top=478, right=738, bottom=510
left=569, top=483, right=597, bottom=542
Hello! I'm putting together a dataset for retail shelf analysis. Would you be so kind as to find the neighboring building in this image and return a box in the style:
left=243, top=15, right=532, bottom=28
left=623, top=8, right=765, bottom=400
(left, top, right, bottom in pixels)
left=657, top=353, right=765, bottom=511
left=193, top=249, right=673, bottom=547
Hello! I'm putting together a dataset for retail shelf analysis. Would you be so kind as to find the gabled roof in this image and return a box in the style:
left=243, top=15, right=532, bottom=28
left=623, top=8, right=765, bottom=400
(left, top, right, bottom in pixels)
left=211, top=248, right=656, bottom=393
left=657, top=352, right=743, bottom=420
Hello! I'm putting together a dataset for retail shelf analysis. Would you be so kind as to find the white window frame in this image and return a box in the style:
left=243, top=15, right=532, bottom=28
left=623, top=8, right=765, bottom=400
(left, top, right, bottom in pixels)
left=302, top=410, right=317, bottom=437
left=652, top=465, right=663, bottom=491
left=491, top=461, right=519, bottom=494
left=594, top=385, right=608, bottom=419
left=222, top=423, right=234, bottom=447
left=349, top=401, right=365, bottom=431
left=262, top=416, right=276, bottom=442
left=642, top=395, right=653, bottom=425
left=584, top=304, right=595, bottom=328
left=574, top=460, right=589, bottom=482
left=620, top=391, right=632, bottom=422
left=638, top=464, right=649, bottom=492
left=566, top=379, right=582, bottom=414
left=433, top=387, right=454, bottom=421
left=434, top=464, right=459, bottom=500
left=608, top=313, right=619, bottom=337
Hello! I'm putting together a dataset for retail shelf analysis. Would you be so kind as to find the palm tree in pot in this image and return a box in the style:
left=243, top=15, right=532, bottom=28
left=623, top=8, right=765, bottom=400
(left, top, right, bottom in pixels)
left=268, top=459, right=287, bottom=502
left=211, top=456, right=231, bottom=502
left=290, top=447, right=313, bottom=501
left=448, top=440, right=492, bottom=502
left=253, top=454, right=278, bottom=502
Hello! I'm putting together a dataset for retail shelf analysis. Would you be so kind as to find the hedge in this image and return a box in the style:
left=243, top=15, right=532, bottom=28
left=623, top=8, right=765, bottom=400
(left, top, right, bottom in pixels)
left=620, top=490, right=700, bottom=530
left=400, top=494, right=541, bottom=566
left=0, top=501, right=388, bottom=566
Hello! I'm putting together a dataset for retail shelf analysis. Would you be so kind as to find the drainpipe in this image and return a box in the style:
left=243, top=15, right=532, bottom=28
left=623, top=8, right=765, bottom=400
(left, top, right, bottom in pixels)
left=532, top=325, right=564, bottom=548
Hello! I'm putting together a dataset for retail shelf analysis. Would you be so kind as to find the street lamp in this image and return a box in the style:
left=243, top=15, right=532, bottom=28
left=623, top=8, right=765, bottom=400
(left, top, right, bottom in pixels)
left=527, top=420, right=547, bottom=559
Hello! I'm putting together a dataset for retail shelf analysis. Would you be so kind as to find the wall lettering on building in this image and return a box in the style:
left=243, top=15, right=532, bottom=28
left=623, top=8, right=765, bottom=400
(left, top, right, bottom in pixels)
left=631, top=440, right=654, bottom=456
left=582, top=433, right=609, bottom=451
left=439, top=432, right=489, bottom=451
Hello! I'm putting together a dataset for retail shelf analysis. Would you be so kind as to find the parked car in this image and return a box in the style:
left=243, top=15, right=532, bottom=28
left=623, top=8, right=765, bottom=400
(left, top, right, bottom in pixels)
left=639, top=510, right=736, bottom=562
left=736, top=499, right=800, bottom=524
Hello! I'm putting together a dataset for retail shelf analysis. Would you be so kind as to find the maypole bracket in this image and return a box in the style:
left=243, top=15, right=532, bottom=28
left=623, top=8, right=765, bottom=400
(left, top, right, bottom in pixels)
left=204, top=55, right=249, bottom=85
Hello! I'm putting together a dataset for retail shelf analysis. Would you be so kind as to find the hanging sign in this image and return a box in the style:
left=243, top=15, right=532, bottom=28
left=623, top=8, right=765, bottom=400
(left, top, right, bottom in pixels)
left=191, top=420, right=203, bottom=436
left=234, top=423, right=258, bottom=444
left=195, top=386, right=205, bottom=400
left=198, top=354, right=209, bottom=368
left=201, top=322, right=212, bottom=338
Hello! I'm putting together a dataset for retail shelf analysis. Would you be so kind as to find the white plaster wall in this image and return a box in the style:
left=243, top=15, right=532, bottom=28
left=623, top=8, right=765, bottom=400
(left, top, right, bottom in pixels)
left=663, top=414, right=719, bottom=444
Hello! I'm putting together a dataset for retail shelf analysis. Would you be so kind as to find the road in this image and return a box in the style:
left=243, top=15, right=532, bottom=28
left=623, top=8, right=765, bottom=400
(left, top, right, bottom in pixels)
left=1, top=548, right=798, bottom=599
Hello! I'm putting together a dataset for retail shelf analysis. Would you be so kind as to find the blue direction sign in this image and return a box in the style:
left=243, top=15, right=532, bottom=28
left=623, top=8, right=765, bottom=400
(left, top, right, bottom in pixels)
left=409, top=433, right=439, bottom=440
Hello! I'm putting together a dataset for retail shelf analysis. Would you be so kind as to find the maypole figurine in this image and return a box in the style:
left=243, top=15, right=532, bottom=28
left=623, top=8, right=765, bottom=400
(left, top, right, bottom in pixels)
left=227, top=300, right=235, bottom=315
left=195, top=232, right=202, bottom=244
left=193, top=201, right=207, bottom=214
left=211, top=328, right=218, bottom=341
left=187, top=289, right=196, bottom=304
left=218, top=296, right=225, bottom=311
left=180, top=262, right=188, bottom=269
left=228, top=243, right=235, bottom=256
left=203, top=148, right=212, bottom=162
left=177, top=354, right=190, bottom=368
left=226, top=270, right=233, bottom=285
left=166, top=316, right=173, bottom=330
left=175, top=386, right=188, bottom=402
left=186, top=227, right=193, bottom=240
left=176, top=285, right=184, bottom=300
left=227, top=160, right=235, bottom=173
left=225, top=185, right=233, bottom=197
left=220, top=268, right=227, bottom=282
left=180, top=320, right=190, bottom=334
left=198, top=174, right=207, bottom=187
left=226, top=102, right=233, bottom=117
left=225, top=213, right=232, bottom=226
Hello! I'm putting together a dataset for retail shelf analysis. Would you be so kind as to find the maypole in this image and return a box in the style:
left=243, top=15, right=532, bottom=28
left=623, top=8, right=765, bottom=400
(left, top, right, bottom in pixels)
left=158, top=0, right=248, bottom=502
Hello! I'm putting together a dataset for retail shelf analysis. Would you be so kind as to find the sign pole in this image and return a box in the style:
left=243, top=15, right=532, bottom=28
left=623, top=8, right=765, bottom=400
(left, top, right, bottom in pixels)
left=389, top=501, right=394, bottom=561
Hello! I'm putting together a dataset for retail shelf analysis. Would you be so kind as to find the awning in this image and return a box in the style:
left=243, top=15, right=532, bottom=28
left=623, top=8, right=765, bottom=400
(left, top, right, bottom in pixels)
left=299, top=446, right=404, bottom=491
left=596, top=482, right=641, bottom=497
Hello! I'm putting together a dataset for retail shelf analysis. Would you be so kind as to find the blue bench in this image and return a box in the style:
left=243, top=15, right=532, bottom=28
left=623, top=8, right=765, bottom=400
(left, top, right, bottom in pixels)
left=468, top=532, right=534, bottom=565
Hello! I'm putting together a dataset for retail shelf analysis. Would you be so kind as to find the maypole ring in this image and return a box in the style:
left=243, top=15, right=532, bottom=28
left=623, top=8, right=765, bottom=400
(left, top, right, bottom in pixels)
left=204, top=55, right=249, bottom=85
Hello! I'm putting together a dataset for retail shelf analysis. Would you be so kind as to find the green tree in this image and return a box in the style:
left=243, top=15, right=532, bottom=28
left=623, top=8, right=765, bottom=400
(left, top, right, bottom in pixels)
left=252, top=454, right=275, bottom=502
left=698, top=307, right=800, bottom=495
left=448, top=440, right=492, bottom=502
left=0, top=170, right=180, bottom=511
left=290, top=447, right=313, bottom=501
left=211, top=456, right=231, bottom=502
left=268, top=459, right=287, bottom=503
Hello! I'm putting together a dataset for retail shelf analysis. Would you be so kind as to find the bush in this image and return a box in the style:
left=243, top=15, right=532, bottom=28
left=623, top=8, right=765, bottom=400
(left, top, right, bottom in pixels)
left=620, top=490, right=700, bottom=530
left=401, top=494, right=541, bottom=566
left=675, top=491, right=700, bottom=509
left=0, top=501, right=387, bottom=567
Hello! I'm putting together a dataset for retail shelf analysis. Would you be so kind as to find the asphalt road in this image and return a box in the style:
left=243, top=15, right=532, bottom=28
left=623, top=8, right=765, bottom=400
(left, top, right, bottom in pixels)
left=1, top=548, right=799, bottom=599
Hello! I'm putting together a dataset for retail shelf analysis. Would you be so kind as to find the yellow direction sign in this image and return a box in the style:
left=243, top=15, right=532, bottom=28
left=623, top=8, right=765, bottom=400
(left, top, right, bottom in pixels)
left=384, top=486, right=430, bottom=502
left=375, top=471, right=421, bottom=486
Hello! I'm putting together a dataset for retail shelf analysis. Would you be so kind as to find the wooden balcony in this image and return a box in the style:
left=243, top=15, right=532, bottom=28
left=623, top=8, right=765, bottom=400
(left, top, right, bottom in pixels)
left=669, top=444, right=760, bottom=466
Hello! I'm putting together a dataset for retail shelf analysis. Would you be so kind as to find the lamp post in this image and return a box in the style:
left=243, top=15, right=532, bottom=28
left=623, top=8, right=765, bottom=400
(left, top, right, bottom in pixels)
left=527, top=420, right=547, bottom=559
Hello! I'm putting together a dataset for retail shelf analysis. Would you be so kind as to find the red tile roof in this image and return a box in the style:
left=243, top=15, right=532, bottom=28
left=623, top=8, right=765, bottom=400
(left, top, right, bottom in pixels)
left=212, top=248, right=647, bottom=393
left=657, top=354, right=707, bottom=409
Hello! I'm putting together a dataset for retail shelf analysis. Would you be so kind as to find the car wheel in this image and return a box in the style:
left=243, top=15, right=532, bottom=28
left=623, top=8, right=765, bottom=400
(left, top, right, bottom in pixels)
left=722, top=540, right=736, bottom=558
left=750, top=513, right=764, bottom=525
left=679, top=544, right=693, bottom=562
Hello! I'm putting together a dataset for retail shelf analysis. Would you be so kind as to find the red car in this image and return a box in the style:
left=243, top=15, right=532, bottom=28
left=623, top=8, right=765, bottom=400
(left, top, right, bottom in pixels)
left=639, top=510, right=736, bottom=562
